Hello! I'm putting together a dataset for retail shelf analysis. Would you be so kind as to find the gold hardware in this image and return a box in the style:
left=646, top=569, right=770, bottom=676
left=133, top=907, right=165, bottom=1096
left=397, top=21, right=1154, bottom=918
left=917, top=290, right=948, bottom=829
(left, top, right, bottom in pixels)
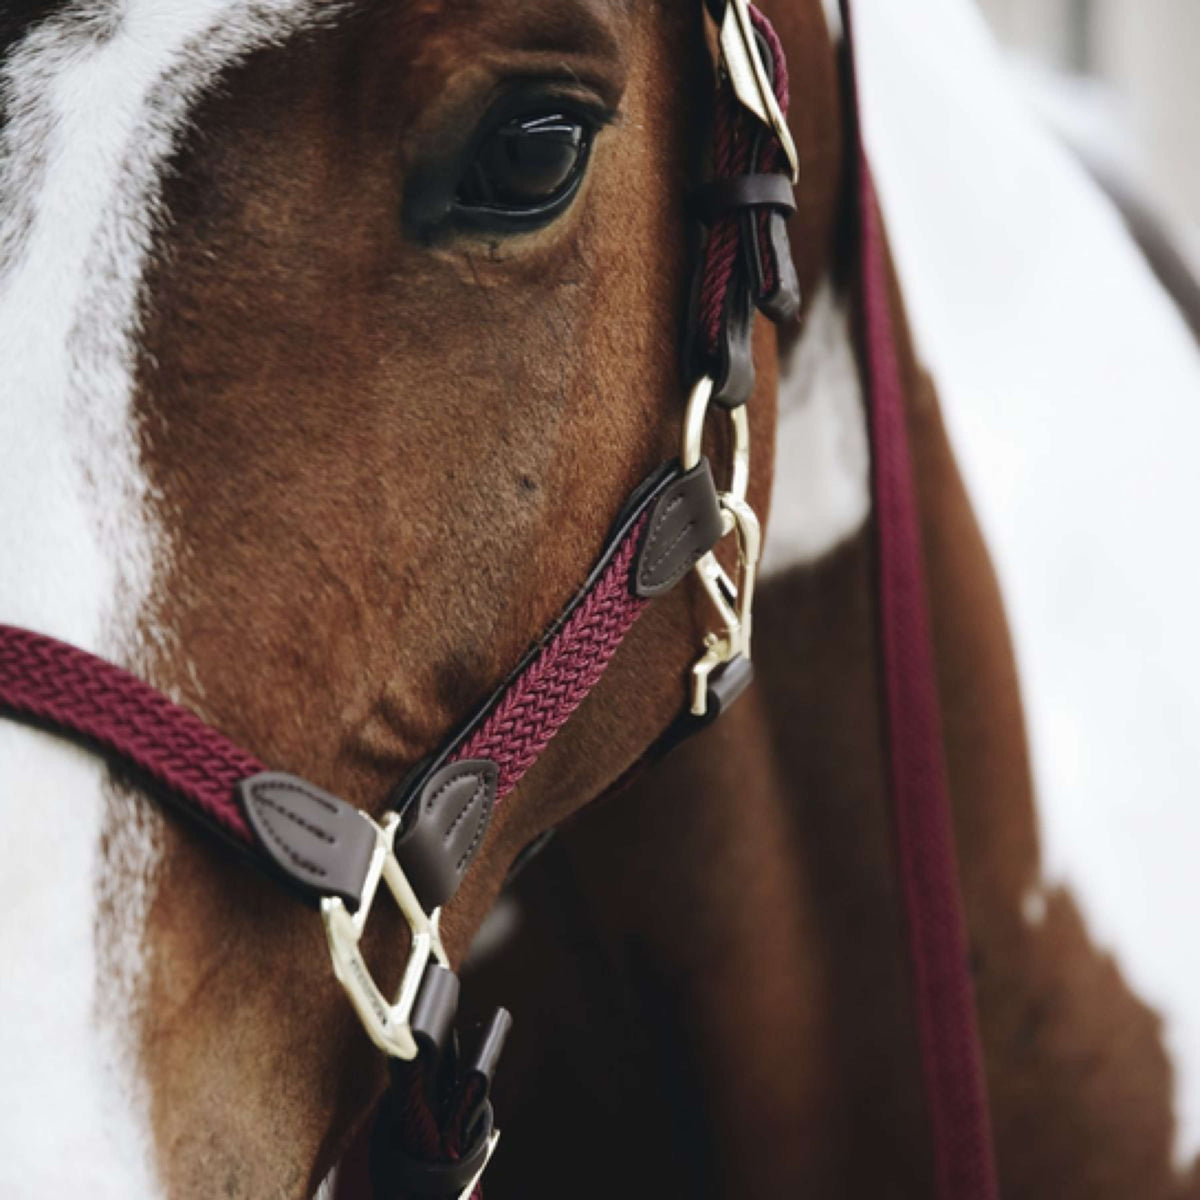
left=458, top=1130, right=501, bottom=1200
left=682, top=375, right=750, bottom=506
left=717, top=0, right=800, bottom=182
left=688, top=495, right=761, bottom=714
left=682, top=374, right=763, bottom=715
left=321, top=812, right=448, bottom=1061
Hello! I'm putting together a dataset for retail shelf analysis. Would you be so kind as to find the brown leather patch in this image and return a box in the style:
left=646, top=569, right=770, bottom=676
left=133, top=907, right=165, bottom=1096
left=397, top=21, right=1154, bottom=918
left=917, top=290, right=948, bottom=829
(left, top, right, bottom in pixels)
left=635, top=459, right=724, bottom=598
left=395, top=759, right=497, bottom=911
left=238, top=772, right=377, bottom=907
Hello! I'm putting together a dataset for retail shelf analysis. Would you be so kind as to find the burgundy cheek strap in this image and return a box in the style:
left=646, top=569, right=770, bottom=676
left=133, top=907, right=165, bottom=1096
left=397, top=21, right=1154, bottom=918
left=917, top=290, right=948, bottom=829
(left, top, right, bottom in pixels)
left=0, top=458, right=723, bottom=917
left=0, top=458, right=723, bottom=1200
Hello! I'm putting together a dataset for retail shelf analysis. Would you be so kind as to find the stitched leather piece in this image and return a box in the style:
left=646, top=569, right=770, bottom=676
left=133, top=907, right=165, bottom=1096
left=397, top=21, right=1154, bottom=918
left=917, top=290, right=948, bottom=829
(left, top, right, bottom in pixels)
left=238, top=771, right=377, bottom=908
left=691, top=173, right=797, bottom=223
left=395, top=759, right=497, bottom=911
left=634, top=459, right=724, bottom=598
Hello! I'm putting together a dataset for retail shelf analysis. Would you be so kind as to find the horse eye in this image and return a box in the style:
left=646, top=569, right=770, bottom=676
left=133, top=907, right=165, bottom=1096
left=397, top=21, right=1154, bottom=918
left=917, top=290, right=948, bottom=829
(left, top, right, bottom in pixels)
left=456, top=111, right=593, bottom=218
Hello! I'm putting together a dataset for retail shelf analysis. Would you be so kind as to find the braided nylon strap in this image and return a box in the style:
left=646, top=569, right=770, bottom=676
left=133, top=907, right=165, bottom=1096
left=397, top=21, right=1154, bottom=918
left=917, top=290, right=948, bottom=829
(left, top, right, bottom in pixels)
left=0, top=624, right=260, bottom=844
left=696, top=3, right=790, bottom=354
left=451, top=513, right=650, bottom=803
left=841, top=0, right=1000, bottom=1193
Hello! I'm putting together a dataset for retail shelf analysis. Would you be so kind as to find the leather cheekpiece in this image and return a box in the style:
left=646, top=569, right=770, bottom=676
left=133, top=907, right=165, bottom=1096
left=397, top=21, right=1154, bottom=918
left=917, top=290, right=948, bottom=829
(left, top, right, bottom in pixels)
left=394, top=758, right=498, bottom=912
left=691, top=173, right=797, bottom=224
left=237, top=771, right=378, bottom=908
left=634, top=459, right=724, bottom=598
left=372, top=1101, right=495, bottom=1200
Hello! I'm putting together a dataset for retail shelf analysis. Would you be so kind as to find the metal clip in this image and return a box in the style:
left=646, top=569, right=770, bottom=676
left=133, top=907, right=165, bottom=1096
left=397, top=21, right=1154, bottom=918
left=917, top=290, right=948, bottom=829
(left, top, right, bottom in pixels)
left=458, top=1130, right=501, bottom=1200
left=689, top=495, right=761, bottom=715
left=681, top=375, right=763, bottom=716
left=322, top=811, right=449, bottom=1061
left=717, top=0, right=800, bottom=182
left=682, top=375, right=748, bottom=502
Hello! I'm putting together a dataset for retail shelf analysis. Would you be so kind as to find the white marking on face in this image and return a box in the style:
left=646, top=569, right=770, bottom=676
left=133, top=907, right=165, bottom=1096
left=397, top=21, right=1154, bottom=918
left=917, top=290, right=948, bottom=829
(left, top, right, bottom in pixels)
left=760, top=279, right=871, bottom=576
left=0, top=1, right=325, bottom=1194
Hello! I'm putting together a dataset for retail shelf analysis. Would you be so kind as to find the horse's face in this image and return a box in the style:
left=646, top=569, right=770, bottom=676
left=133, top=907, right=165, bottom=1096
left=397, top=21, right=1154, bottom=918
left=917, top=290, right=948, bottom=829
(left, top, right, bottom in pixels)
left=0, top=0, right=778, bottom=1195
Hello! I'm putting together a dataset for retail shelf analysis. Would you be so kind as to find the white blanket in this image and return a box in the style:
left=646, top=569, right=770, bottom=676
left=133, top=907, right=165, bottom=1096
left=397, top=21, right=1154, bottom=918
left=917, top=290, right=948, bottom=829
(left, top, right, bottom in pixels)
left=856, top=0, right=1200, bottom=1165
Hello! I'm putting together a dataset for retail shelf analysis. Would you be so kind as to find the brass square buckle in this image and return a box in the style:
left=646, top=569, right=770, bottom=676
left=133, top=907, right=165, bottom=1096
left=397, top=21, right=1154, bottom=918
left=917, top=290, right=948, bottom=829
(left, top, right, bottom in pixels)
left=321, top=811, right=448, bottom=1061
left=715, top=0, right=799, bottom=182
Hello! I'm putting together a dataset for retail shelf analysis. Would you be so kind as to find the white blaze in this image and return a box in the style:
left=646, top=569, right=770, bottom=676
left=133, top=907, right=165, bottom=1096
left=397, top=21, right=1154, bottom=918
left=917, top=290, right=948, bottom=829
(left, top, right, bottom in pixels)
left=0, top=1, right=322, bottom=1194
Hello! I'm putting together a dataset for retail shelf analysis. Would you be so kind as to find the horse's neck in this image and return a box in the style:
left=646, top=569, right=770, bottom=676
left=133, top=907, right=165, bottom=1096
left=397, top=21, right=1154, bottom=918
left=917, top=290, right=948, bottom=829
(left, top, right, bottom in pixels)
left=540, top=524, right=933, bottom=1196
left=490, top=342, right=1188, bottom=1200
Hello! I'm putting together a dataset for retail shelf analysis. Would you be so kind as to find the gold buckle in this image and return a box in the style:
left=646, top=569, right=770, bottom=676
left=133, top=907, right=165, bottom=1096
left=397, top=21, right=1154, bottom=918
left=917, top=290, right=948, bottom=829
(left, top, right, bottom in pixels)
left=681, top=376, right=763, bottom=715
left=688, top=495, right=761, bottom=715
left=321, top=812, right=448, bottom=1061
left=716, top=0, right=800, bottom=182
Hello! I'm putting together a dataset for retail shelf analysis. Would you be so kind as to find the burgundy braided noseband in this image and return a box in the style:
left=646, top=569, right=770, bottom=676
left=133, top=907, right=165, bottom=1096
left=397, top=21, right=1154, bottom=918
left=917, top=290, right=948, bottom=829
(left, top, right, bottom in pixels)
left=0, top=511, right=653, bottom=861
left=451, top=516, right=649, bottom=802
left=0, top=624, right=260, bottom=844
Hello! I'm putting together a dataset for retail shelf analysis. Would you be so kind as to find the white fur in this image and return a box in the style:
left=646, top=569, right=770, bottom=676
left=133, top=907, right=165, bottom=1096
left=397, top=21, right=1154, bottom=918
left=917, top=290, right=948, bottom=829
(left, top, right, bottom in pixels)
left=856, top=0, right=1200, bottom=1169
left=820, top=0, right=844, bottom=41
left=0, top=2, right=324, bottom=1194
left=464, top=893, right=525, bottom=969
left=761, top=280, right=871, bottom=575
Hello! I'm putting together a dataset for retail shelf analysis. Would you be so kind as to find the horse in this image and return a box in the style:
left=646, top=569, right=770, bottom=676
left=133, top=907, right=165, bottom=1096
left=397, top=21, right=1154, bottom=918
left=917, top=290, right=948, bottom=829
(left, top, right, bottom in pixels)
left=454, top=4, right=1200, bottom=1199
left=0, top=0, right=796, bottom=1194
left=3, top=1, right=1191, bottom=1198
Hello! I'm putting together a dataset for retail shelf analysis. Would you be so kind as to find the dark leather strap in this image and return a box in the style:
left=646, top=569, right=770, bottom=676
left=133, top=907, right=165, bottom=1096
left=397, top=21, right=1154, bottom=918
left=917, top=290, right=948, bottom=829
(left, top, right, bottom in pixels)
left=395, top=759, right=498, bottom=911
left=685, top=7, right=800, bottom=409
left=370, top=1008, right=512, bottom=1200
left=690, top=173, right=797, bottom=224
left=372, top=1098, right=494, bottom=1199
left=634, top=459, right=724, bottom=598
left=238, top=771, right=378, bottom=908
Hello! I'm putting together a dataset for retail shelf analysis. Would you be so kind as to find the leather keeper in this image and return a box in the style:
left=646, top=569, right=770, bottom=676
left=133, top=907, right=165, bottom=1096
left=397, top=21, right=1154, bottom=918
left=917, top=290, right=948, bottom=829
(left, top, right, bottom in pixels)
left=690, top=173, right=796, bottom=224
left=633, top=459, right=724, bottom=598
left=394, top=758, right=498, bottom=912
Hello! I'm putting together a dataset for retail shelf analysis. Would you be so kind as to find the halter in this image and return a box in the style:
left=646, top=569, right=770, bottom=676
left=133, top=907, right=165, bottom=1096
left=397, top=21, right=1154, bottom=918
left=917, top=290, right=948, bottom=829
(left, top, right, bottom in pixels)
left=0, top=4, right=998, bottom=1199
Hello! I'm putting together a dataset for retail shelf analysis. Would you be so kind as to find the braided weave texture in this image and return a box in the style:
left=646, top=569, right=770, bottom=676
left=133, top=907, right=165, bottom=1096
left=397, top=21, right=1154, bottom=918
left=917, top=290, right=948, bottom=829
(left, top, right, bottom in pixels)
left=697, top=3, right=792, bottom=353
left=451, top=515, right=650, bottom=802
left=0, top=624, right=259, bottom=843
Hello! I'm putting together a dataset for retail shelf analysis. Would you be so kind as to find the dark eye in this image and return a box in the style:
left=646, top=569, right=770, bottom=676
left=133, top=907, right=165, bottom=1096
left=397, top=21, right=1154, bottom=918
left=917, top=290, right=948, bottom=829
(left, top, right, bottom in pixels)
left=456, top=110, right=594, bottom=220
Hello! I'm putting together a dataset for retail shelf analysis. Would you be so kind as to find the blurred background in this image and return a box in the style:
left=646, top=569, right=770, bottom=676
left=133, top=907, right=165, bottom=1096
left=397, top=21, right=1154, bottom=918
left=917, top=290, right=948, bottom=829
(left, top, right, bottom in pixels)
left=977, top=0, right=1199, bottom=283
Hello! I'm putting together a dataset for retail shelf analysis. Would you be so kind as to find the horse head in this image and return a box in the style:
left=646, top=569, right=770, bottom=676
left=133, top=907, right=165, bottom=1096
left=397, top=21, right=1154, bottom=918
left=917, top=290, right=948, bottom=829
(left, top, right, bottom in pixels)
left=0, top=0, right=843, bottom=1194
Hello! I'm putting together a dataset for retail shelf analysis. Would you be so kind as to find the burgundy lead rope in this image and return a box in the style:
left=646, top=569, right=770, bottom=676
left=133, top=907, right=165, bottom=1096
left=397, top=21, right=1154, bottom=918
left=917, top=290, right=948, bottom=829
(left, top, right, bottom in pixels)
left=844, top=2, right=1000, bottom=1196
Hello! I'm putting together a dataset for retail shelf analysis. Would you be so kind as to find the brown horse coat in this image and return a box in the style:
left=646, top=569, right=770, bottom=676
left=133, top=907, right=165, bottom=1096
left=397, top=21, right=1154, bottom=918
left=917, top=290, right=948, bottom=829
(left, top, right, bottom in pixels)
left=458, top=6, right=1198, bottom=1198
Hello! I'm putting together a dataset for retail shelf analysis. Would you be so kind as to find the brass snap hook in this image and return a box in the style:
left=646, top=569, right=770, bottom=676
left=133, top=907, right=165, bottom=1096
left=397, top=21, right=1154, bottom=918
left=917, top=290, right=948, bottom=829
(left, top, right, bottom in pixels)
left=681, top=375, right=762, bottom=716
